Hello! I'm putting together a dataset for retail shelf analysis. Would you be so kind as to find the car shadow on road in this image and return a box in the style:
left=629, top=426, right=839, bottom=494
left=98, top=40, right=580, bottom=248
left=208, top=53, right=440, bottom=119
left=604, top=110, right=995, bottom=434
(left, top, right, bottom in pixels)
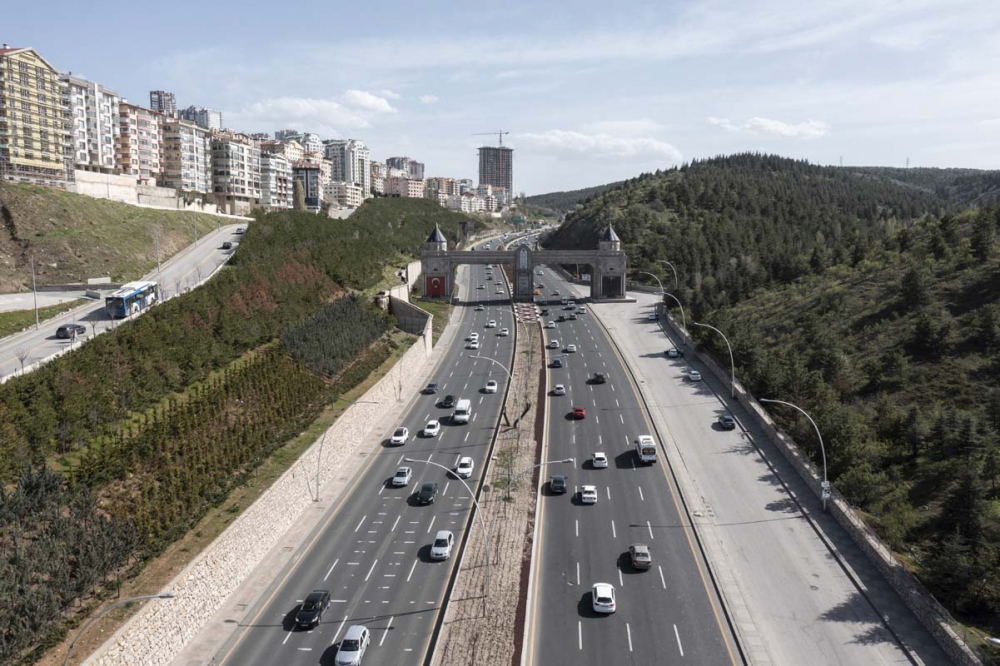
left=577, top=592, right=604, bottom=619
left=616, top=552, right=646, bottom=576
left=613, top=450, right=636, bottom=470
left=282, top=607, right=301, bottom=632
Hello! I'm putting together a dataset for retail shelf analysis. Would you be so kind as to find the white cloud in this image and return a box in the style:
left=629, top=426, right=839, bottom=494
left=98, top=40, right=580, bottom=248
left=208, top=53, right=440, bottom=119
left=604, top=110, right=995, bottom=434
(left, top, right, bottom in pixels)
left=582, top=119, right=667, bottom=138
left=517, top=129, right=683, bottom=162
left=707, top=116, right=829, bottom=138
left=342, top=89, right=397, bottom=113
left=226, top=97, right=376, bottom=137
left=380, top=89, right=401, bottom=99
left=419, top=94, right=439, bottom=104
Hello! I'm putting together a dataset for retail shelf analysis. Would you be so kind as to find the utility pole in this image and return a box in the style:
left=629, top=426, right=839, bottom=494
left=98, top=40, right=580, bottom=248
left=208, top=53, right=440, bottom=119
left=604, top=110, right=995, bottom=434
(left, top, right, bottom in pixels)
left=153, top=227, right=162, bottom=277
left=30, top=256, right=39, bottom=330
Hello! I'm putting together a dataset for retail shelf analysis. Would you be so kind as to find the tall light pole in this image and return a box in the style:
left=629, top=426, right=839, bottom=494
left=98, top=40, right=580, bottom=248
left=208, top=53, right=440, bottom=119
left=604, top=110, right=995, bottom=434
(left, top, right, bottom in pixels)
left=656, top=259, right=678, bottom=290
left=469, top=354, right=513, bottom=424
left=661, top=292, right=687, bottom=337
left=405, top=457, right=494, bottom=594
left=502, top=458, right=574, bottom=500
left=760, top=399, right=830, bottom=511
left=693, top=322, right=735, bottom=398
left=636, top=271, right=663, bottom=296
left=63, top=593, right=175, bottom=666
left=30, top=256, right=40, bottom=330
left=314, top=400, right=380, bottom=501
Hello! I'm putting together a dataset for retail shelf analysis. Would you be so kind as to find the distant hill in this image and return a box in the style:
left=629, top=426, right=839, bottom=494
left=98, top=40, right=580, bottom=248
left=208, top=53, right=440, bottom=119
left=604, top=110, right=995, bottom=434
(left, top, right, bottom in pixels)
left=522, top=181, right=624, bottom=218
left=0, top=181, right=228, bottom=292
left=849, top=166, right=1000, bottom=206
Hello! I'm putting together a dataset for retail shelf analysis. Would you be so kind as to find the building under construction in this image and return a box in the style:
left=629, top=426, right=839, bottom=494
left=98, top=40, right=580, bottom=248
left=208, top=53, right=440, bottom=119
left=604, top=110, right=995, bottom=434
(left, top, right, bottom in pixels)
left=0, top=45, right=69, bottom=188
left=478, top=145, right=513, bottom=194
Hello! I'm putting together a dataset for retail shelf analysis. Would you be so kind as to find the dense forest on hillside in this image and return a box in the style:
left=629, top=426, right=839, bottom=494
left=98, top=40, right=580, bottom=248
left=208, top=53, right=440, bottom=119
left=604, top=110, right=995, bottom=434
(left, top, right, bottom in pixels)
left=850, top=166, right=1000, bottom=206
left=0, top=199, right=476, bottom=665
left=544, top=154, right=1000, bottom=647
left=522, top=181, right=623, bottom=217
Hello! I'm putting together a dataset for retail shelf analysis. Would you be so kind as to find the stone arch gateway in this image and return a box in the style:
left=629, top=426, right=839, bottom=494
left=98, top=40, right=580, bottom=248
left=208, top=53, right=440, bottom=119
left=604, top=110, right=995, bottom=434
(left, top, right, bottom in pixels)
left=421, top=226, right=627, bottom=300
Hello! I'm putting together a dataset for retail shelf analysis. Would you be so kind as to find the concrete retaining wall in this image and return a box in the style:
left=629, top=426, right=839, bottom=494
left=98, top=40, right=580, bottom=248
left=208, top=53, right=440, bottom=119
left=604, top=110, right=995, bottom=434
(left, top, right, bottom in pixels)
left=390, top=296, right=433, bottom=355
left=69, top=170, right=221, bottom=215
left=86, top=322, right=435, bottom=666
left=653, top=306, right=983, bottom=666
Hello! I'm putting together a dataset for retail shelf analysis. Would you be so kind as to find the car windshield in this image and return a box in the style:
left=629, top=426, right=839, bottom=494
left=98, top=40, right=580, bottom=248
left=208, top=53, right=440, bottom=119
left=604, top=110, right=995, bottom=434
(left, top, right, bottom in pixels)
left=421, top=484, right=435, bottom=493
left=395, top=470, right=406, bottom=477
left=433, top=538, right=449, bottom=547
left=302, top=599, right=320, bottom=610
left=341, top=639, right=360, bottom=650
left=394, top=429, right=405, bottom=437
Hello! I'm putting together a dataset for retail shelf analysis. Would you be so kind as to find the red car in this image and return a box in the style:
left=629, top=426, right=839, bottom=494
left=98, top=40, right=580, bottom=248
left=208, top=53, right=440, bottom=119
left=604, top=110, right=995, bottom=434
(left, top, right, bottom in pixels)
left=573, top=407, right=587, bottom=419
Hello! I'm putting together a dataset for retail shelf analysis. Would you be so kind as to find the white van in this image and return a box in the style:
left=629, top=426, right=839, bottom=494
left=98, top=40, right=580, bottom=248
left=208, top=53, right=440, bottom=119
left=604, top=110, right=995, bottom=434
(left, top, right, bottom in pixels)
left=453, top=398, right=472, bottom=424
left=635, top=435, right=657, bottom=464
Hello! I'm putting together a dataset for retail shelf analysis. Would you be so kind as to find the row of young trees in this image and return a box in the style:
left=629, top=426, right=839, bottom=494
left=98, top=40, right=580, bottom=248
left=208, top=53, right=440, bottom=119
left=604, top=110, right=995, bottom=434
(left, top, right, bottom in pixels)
left=281, top=296, right=390, bottom=378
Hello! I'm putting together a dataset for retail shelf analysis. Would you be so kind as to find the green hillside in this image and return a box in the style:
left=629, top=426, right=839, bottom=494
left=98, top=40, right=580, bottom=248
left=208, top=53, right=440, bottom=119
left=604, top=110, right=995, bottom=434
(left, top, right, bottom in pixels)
left=544, top=153, right=1000, bottom=646
left=522, top=181, right=623, bottom=218
left=0, top=181, right=228, bottom=292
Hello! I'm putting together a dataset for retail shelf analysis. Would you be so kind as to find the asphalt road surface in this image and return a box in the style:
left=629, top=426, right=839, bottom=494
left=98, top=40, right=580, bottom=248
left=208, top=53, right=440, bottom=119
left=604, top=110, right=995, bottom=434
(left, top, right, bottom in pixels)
left=524, top=265, right=742, bottom=666
left=0, top=224, right=245, bottom=379
left=215, top=240, right=516, bottom=666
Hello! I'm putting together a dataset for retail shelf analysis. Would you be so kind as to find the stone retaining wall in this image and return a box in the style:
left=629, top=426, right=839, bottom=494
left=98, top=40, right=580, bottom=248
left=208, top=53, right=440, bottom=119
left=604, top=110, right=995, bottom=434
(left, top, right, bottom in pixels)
left=389, top=296, right=432, bottom=354
left=85, top=324, right=435, bottom=666
left=655, top=306, right=983, bottom=666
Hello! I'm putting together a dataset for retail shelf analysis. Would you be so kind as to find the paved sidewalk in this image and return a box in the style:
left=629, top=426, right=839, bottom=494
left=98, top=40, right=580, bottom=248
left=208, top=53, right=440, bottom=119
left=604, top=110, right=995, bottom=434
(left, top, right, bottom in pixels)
left=589, top=291, right=951, bottom=666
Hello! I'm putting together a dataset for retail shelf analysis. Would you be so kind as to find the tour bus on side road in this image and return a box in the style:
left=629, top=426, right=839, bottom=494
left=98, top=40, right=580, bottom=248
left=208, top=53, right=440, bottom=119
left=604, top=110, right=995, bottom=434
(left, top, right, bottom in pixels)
left=453, top=398, right=472, bottom=424
left=635, top=435, right=657, bottom=464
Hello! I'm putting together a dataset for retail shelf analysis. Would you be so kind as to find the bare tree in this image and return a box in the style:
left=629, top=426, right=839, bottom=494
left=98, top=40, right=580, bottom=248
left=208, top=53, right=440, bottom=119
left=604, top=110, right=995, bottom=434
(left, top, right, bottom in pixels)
left=15, top=346, right=29, bottom=375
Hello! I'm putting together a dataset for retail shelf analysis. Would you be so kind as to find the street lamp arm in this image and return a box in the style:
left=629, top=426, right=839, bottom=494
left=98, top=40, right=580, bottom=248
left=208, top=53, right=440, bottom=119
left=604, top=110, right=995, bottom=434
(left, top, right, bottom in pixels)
left=64, top=594, right=175, bottom=666
left=660, top=292, right=687, bottom=334
left=759, top=399, right=827, bottom=486
left=507, top=458, right=575, bottom=483
left=655, top=259, right=679, bottom=290
left=468, top=354, right=513, bottom=380
left=692, top=322, right=736, bottom=398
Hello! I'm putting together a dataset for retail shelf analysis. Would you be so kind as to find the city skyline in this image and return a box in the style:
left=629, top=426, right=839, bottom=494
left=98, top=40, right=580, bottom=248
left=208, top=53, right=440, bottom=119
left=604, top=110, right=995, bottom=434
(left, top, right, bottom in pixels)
left=5, top=0, right=1000, bottom=194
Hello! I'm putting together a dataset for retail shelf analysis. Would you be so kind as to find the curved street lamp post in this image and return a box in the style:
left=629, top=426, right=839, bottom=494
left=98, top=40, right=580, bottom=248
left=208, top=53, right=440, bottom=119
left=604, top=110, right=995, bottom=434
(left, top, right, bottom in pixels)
left=655, top=259, right=679, bottom=290
left=63, top=593, right=175, bottom=666
left=759, top=399, right=831, bottom=511
left=692, top=322, right=736, bottom=398
left=501, top=457, right=575, bottom=500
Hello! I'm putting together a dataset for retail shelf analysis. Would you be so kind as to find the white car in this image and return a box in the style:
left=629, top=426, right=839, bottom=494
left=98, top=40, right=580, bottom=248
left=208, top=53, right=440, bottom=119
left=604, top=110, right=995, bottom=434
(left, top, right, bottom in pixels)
left=390, top=427, right=409, bottom=445
left=688, top=370, right=702, bottom=381
left=456, top=456, right=474, bottom=479
left=484, top=380, right=498, bottom=393
left=592, top=452, right=608, bottom=469
left=591, top=583, right=617, bottom=614
left=466, top=332, right=479, bottom=341
left=499, top=328, right=509, bottom=336
left=430, top=530, right=455, bottom=560
left=666, top=348, right=681, bottom=358
left=580, top=485, right=598, bottom=504
left=545, top=321, right=555, bottom=329
left=475, top=305, right=484, bottom=311
left=392, top=466, right=413, bottom=486
left=423, top=420, right=441, bottom=437
left=566, top=344, right=577, bottom=353
left=486, top=320, right=497, bottom=328
left=335, top=625, right=370, bottom=666
left=552, top=384, right=566, bottom=396
left=647, top=312, right=658, bottom=321
left=567, top=300, right=575, bottom=307
left=478, top=284, right=485, bottom=290
left=467, top=340, right=480, bottom=350
left=549, top=339, right=559, bottom=349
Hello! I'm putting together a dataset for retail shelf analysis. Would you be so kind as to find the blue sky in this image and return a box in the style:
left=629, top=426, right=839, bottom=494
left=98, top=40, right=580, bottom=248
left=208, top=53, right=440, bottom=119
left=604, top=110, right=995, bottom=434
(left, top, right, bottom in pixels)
left=8, top=0, right=1000, bottom=194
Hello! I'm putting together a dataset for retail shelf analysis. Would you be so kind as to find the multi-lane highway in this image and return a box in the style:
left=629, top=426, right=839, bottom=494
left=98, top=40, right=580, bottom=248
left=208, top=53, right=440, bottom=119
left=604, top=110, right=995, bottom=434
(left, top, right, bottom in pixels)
left=215, top=241, right=515, bottom=666
left=0, top=224, right=244, bottom=380
left=524, top=265, right=741, bottom=666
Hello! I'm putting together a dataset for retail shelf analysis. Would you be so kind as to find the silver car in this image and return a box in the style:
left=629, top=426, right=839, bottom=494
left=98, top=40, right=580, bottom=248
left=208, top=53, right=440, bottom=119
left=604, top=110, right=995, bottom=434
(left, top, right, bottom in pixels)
left=336, top=625, right=370, bottom=665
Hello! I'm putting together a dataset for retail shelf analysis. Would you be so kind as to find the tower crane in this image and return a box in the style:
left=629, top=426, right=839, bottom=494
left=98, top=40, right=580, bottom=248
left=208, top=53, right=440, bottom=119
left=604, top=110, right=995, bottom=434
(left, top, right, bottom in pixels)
left=473, top=130, right=510, bottom=146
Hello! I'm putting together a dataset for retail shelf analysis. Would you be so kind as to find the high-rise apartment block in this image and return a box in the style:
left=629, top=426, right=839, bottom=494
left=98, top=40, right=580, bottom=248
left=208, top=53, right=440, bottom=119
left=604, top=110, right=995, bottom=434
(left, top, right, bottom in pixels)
left=478, top=145, right=512, bottom=193
left=61, top=73, right=120, bottom=174
left=262, top=138, right=304, bottom=163
left=385, top=175, right=425, bottom=198
left=149, top=90, right=176, bottom=117
left=292, top=161, right=323, bottom=211
left=370, top=160, right=385, bottom=195
left=161, top=117, right=212, bottom=194
left=211, top=130, right=260, bottom=215
left=324, top=138, right=371, bottom=198
left=117, top=102, right=163, bottom=185
left=331, top=181, right=363, bottom=208
left=179, top=105, right=223, bottom=131
left=260, top=153, right=292, bottom=210
left=386, top=156, right=424, bottom=180
left=0, top=45, right=68, bottom=186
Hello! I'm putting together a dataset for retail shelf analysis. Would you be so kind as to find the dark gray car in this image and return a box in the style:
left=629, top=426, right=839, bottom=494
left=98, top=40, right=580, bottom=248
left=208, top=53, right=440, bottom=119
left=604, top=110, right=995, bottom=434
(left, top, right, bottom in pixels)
left=295, top=589, right=331, bottom=627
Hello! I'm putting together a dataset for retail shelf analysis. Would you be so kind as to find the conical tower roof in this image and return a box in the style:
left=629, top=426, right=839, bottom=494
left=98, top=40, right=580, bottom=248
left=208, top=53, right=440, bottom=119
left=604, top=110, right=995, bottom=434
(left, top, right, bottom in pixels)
left=427, top=225, right=447, bottom=243
left=601, top=226, right=621, bottom=242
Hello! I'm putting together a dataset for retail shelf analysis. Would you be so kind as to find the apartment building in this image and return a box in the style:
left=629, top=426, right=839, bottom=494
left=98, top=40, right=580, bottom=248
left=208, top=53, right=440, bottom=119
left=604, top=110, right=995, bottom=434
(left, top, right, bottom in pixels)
left=292, top=161, right=322, bottom=211
left=331, top=181, right=363, bottom=208
left=385, top=175, right=425, bottom=198
left=262, top=138, right=304, bottom=163
left=161, top=117, right=212, bottom=194
left=371, top=160, right=385, bottom=195
left=0, top=45, right=68, bottom=187
left=61, top=72, right=120, bottom=174
left=261, top=152, right=292, bottom=210
left=149, top=90, right=176, bottom=117
left=386, top=156, right=424, bottom=180
left=117, top=102, right=163, bottom=185
left=447, top=191, right=486, bottom=214
left=179, top=105, right=223, bottom=130
left=324, top=138, right=371, bottom=198
left=426, top=176, right=461, bottom=197
left=478, top=145, right=512, bottom=192
left=211, top=130, right=261, bottom=214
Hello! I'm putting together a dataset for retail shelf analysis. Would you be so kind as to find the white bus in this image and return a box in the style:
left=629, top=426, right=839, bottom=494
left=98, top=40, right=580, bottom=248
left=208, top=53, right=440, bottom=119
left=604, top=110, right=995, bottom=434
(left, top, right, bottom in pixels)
left=635, top=435, right=657, bottom=464
left=453, top=398, right=472, bottom=424
left=105, top=280, right=160, bottom=318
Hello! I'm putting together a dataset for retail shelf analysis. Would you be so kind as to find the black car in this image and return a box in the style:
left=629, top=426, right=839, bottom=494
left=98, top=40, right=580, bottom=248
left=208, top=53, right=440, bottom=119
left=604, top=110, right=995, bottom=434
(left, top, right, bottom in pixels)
left=295, top=589, right=331, bottom=627
left=415, top=482, right=439, bottom=505
left=56, top=323, right=87, bottom=339
left=550, top=475, right=568, bottom=494
left=423, top=383, right=439, bottom=394
left=558, top=315, right=566, bottom=322
left=438, top=394, right=456, bottom=409
left=221, top=241, right=233, bottom=250
left=592, top=373, right=607, bottom=384
left=551, top=358, right=563, bottom=368
left=540, top=309, right=550, bottom=316
left=718, top=414, right=736, bottom=430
